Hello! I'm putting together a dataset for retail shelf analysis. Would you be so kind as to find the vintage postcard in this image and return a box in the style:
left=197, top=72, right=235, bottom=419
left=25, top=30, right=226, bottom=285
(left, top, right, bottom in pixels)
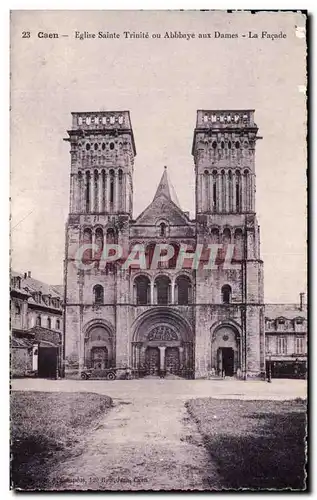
left=10, top=10, right=307, bottom=491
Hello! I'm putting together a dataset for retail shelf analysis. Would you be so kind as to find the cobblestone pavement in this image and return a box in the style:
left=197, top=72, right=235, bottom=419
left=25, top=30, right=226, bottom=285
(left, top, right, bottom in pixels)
left=11, top=378, right=307, bottom=491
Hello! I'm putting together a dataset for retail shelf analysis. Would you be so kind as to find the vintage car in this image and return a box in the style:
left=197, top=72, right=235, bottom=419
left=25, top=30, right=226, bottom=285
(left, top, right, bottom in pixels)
left=80, top=366, right=132, bottom=380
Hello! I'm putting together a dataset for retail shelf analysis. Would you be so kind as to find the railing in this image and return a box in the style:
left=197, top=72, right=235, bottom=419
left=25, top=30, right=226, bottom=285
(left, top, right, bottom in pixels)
left=71, top=111, right=131, bottom=130
left=196, top=110, right=255, bottom=128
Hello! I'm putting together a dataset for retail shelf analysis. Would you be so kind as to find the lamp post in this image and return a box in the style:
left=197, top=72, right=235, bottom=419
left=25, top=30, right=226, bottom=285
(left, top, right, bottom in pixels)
left=267, top=350, right=272, bottom=383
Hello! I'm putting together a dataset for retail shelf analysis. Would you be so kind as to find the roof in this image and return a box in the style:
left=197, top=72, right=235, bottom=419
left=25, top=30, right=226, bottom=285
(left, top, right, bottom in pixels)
left=11, top=337, right=33, bottom=348
left=11, top=271, right=63, bottom=298
left=153, top=167, right=181, bottom=208
left=265, top=304, right=307, bottom=320
left=11, top=271, right=63, bottom=311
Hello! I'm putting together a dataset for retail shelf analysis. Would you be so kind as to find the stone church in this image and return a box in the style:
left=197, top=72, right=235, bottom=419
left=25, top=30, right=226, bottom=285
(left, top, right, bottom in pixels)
left=64, top=109, right=265, bottom=378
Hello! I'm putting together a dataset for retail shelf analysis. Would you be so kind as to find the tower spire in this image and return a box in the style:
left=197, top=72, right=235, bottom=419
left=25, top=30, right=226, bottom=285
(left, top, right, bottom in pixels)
left=153, top=167, right=181, bottom=208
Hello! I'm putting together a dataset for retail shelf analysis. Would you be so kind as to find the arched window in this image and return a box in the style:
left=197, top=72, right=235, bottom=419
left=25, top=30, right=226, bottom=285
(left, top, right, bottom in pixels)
left=101, top=170, right=106, bottom=212
left=109, top=169, right=114, bottom=206
left=95, top=228, right=104, bottom=259
left=134, top=275, right=150, bottom=305
left=78, top=171, right=83, bottom=212
left=83, top=228, right=93, bottom=261
left=222, top=285, right=232, bottom=304
left=36, top=315, right=41, bottom=327
left=244, top=169, right=250, bottom=211
left=94, top=170, right=98, bottom=212
left=210, top=228, right=219, bottom=244
left=228, top=170, right=233, bottom=211
left=234, top=228, right=243, bottom=260
left=236, top=170, right=241, bottom=212
left=47, top=317, right=51, bottom=329
left=93, top=285, right=104, bottom=304
left=159, top=222, right=166, bottom=237
left=118, top=169, right=123, bottom=212
left=106, top=228, right=116, bottom=245
left=56, top=319, right=60, bottom=330
left=221, top=170, right=225, bottom=212
left=176, top=275, right=192, bottom=305
left=204, top=170, right=209, bottom=211
left=155, top=276, right=171, bottom=305
left=85, top=171, right=91, bottom=212
left=212, top=170, right=217, bottom=211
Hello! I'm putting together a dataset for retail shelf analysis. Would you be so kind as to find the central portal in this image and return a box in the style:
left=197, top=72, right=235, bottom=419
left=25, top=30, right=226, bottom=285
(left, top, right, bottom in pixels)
left=131, top=309, right=194, bottom=379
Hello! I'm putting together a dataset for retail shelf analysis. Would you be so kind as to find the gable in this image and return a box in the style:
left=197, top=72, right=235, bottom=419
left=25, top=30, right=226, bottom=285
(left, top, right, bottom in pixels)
left=134, top=195, right=190, bottom=226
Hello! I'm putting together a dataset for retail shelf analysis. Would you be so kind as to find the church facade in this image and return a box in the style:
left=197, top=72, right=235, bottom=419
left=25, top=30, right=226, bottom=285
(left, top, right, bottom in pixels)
left=63, top=109, right=266, bottom=378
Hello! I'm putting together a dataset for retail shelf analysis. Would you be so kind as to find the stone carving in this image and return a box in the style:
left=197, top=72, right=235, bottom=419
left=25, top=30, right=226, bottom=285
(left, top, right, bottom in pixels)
left=148, top=326, right=178, bottom=341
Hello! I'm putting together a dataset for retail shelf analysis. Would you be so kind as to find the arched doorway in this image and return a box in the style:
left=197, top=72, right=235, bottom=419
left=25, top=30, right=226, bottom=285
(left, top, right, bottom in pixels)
left=211, top=324, right=241, bottom=377
left=131, top=309, right=194, bottom=378
left=84, top=321, right=114, bottom=369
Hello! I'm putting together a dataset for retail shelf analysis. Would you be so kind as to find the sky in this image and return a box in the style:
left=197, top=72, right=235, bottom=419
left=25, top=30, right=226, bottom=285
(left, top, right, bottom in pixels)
left=10, top=10, right=307, bottom=302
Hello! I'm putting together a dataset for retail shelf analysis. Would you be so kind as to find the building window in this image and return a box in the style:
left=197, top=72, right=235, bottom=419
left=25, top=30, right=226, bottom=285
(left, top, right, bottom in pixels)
left=109, top=169, right=114, bottom=204
left=265, top=336, right=269, bottom=353
left=36, top=315, right=41, bottom=327
left=276, top=337, right=287, bottom=355
left=176, top=275, right=192, bottom=305
left=85, top=171, right=91, bottom=212
left=155, top=276, right=171, bottom=305
left=295, top=337, right=304, bottom=354
left=56, top=319, right=60, bottom=330
left=47, top=317, right=51, bottom=329
left=134, top=275, right=150, bottom=305
left=15, top=304, right=21, bottom=315
left=221, top=285, right=232, bottom=304
left=93, top=285, right=104, bottom=305
left=159, top=222, right=166, bottom=237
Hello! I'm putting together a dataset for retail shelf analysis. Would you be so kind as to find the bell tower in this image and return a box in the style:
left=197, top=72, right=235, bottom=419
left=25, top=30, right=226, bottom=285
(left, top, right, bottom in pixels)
left=192, top=110, right=265, bottom=378
left=63, top=111, right=136, bottom=373
left=192, top=110, right=258, bottom=216
left=67, top=111, right=136, bottom=217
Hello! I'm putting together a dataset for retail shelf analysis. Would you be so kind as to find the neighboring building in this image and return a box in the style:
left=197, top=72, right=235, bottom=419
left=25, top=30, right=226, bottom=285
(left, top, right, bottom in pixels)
left=10, top=271, right=63, bottom=377
left=265, top=296, right=307, bottom=379
left=63, top=109, right=267, bottom=379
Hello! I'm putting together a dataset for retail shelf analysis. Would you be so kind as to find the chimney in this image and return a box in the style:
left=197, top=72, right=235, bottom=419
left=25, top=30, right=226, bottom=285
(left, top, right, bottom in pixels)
left=24, top=272, right=27, bottom=279
left=299, top=292, right=305, bottom=311
left=28, top=271, right=31, bottom=278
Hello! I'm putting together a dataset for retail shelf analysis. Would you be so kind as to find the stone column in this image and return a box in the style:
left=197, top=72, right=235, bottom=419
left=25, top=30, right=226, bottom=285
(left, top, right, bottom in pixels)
left=140, top=346, right=146, bottom=366
left=178, top=346, right=184, bottom=366
left=225, top=172, right=229, bottom=212
left=171, top=281, right=175, bottom=304
left=114, top=171, right=119, bottom=213
left=150, top=281, right=154, bottom=305
left=209, top=173, right=214, bottom=213
left=98, top=171, right=103, bottom=212
left=126, top=173, right=131, bottom=214
left=78, top=175, right=82, bottom=213
left=232, top=172, right=236, bottom=213
left=105, top=173, right=110, bottom=213
left=217, top=172, right=222, bottom=213
left=90, top=172, right=94, bottom=213
left=251, top=174, right=255, bottom=212
left=69, top=174, right=74, bottom=212
left=197, top=174, right=202, bottom=212
left=241, top=174, right=245, bottom=212
left=158, top=346, right=166, bottom=371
